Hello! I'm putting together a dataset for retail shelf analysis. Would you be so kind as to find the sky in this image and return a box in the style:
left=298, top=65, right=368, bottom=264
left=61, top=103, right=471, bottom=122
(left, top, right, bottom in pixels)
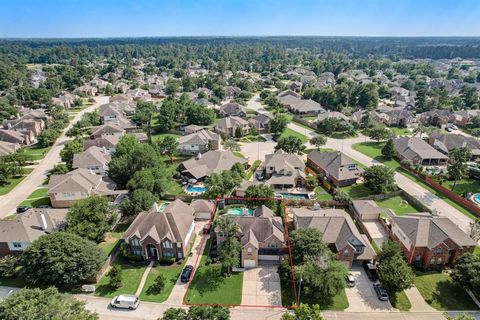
left=1, top=0, right=480, bottom=38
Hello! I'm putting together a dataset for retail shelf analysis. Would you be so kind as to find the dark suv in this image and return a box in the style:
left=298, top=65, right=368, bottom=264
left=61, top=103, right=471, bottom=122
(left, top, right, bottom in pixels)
left=362, top=261, right=379, bottom=281
left=180, top=265, right=194, bottom=283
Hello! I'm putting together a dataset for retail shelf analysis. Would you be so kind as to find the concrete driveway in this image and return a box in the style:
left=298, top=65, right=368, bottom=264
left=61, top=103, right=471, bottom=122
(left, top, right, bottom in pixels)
left=362, top=220, right=389, bottom=248
left=345, top=265, right=395, bottom=312
left=241, top=264, right=281, bottom=306
left=240, top=136, right=275, bottom=164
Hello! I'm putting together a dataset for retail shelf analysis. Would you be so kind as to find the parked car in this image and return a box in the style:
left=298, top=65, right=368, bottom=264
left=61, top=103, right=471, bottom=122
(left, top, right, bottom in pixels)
left=362, top=261, right=379, bottom=281
left=255, top=171, right=264, bottom=181
left=373, top=283, right=389, bottom=301
left=16, top=206, right=30, bottom=213
left=81, top=284, right=96, bottom=293
left=180, top=265, right=194, bottom=283
left=346, top=273, right=355, bottom=287
left=110, top=295, right=140, bottom=310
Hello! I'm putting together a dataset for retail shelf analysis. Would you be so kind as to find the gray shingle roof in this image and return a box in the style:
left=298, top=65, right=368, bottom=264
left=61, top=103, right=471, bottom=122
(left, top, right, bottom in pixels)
left=393, top=137, right=448, bottom=161
left=308, top=150, right=363, bottom=182
left=181, top=149, right=247, bottom=180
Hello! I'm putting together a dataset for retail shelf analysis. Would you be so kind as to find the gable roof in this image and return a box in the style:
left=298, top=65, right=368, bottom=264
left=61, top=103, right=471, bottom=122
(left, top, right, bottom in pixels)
left=181, top=149, right=247, bottom=180
left=265, top=150, right=305, bottom=172
left=308, top=150, right=362, bottom=182
left=48, top=168, right=116, bottom=194
left=72, top=146, right=111, bottom=170
left=91, top=123, right=125, bottom=137
left=123, top=199, right=194, bottom=244
left=219, top=103, right=246, bottom=116
left=215, top=116, right=249, bottom=130
left=392, top=215, right=475, bottom=248
left=178, top=130, right=220, bottom=146
left=393, top=137, right=448, bottom=161
left=430, top=133, right=480, bottom=156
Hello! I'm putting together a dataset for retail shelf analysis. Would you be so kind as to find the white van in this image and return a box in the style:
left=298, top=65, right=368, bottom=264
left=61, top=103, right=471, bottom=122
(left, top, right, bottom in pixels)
left=110, top=295, right=140, bottom=310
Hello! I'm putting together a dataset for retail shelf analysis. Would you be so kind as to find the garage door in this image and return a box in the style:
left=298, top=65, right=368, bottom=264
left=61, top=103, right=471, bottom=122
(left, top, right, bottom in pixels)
left=258, top=255, right=279, bottom=261
left=244, top=259, right=256, bottom=268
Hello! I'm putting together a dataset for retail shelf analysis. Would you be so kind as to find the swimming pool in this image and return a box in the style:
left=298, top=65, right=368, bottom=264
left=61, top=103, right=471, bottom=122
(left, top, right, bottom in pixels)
left=473, top=193, right=480, bottom=204
left=227, top=207, right=254, bottom=216
left=279, top=193, right=309, bottom=200
left=186, top=186, right=207, bottom=193
left=157, top=202, right=170, bottom=212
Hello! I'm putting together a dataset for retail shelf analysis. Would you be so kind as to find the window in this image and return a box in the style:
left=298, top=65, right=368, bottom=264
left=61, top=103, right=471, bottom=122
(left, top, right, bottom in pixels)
left=435, top=248, right=444, bottom=255
left=430, top=258, right=435, bottom=265
left=164, top=252, right=174, bottom=257
left=177, top=243, right=182, bottom=248
left=343, top=249, right=350, bottom=257
left=269, top=241, right=278, bottom=248
left=415, top=255, right=421, bottom=262
left=437, top=258, right=442, bottom=265
left=178, top=253, right=183, bottom=259
left=12, top=242, right=21, bottom=248
left=247, top=247, right=252, bottom=253
left=163, top=241, right=172, bottom=249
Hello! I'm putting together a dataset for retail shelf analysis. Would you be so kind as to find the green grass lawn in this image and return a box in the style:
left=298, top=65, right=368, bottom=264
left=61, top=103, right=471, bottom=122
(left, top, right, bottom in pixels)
left=443, top=179, right=480, bottom=196
left=352, top=142, right=400, bottom=170
left=185, top=240, right=243, bottom=305
left=98, top=223, right=130, bottom=260
left=299, top=115, right=318, bottom=121
left=139, top=262, right=184, bottom=303
left=280, top=128, right=308, bottom=143
left=151, top=132, right=182, bottom=143
left=414, top=271, right=479, bottom=311
left=389, top=290, right=411, bottom=311
left=314, top=185, right=333, bottom=201
left=161, top=156, right=186, bottom=196
left=280, top=280, right=349, bottom=310
left=239, top=135, right=266, bottom=143
left=341, top=184, right=375, bottom=199
left=246, top=160, right=262, bottom=180
left=475, top=246, right=480, bottom=256
left=376, top=196, right=418, bottom=216
left=19, top=187, right=50, bottom=207
left=389, top=127, right=411, bottom=137
left=22, top=145, right=51, bottom=161
left=95, top=257, right=148, bottom=298
left=0, top=168, right=34, bottom=196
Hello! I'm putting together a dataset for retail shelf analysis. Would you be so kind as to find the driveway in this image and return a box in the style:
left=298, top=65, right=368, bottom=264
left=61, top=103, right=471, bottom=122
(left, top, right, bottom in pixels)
left=345, top=266, right=395, bottom=312
left=241, top=264, right=281, bottom=306
left=240, top=137, right=275, bottom=163
left=0, top=95, right=110, bottom=218
left=362, top=221, right=389, bottom=248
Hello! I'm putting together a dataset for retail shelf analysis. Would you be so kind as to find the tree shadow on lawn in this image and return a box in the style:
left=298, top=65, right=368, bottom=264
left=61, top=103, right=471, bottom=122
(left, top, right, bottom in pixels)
left=430, top=279, right=478, bottom=310
left=189, top=266, right=225, bottom=295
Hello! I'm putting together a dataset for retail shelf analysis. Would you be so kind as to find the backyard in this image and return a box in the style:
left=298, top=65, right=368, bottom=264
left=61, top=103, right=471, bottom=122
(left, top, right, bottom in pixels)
left=442, top=179, right=480, bottom=196
left=184, top=239, right=243, bottom=305
left=341, top=184, right=375, bottom=199
left=414, top=271, right=479, bottom=311
left=376, top=196, right=418, bottom=216
left=314, top=185, right=333, bottom=201
left=98, top=223, right=131, bottom=260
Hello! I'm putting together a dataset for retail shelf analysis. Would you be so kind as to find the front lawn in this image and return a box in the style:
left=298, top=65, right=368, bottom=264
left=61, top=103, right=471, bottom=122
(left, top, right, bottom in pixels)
left=351, top=142, right=400, bottom=170
left=414, top=271, right=479, bottom=311
left=376, top=196, right=418, bottom=216
left=139, top=262, right=184, bottom=303
left=95, top=257, right=148, bottom=298
left=22, top=145, right=51, bottom=161
left=185, top=239, right=243, bottom=305
left=280, top=128, right=308, bottom=143
left=389, top=290, right=411, bottom=311
left=0, top=168, right=34, bottom=196
left=19, top=187, right=50, bottom=207
left=280, top=280, right=348, bottom=310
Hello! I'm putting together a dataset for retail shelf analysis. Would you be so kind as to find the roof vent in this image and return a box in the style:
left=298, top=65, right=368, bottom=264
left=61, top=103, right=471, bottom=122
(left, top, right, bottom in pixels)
left=39, top=210, right=48, bottom=231
left=152, top=202, right=160, bottom=212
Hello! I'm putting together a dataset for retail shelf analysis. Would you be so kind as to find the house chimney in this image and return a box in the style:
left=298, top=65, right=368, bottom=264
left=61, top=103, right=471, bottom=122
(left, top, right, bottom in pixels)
left=152, top=202, right=160, bottom=212
left=39, top=210, right=48, bottom=231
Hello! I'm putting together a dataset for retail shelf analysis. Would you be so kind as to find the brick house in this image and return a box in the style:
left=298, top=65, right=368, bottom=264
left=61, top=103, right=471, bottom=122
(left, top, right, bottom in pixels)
left=307, top=150, right=363, bottom=187
left=390, top=215, right=476, bottom=269
left=122, top=199, right=196, bottom=261
left=215, top=206, right=285, bottom=268
left=292, top=207, right=375, bottom=267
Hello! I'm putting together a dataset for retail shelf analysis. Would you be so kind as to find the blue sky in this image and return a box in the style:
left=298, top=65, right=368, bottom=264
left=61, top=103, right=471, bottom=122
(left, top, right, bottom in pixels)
left=1, top=0, right=480, bottom=38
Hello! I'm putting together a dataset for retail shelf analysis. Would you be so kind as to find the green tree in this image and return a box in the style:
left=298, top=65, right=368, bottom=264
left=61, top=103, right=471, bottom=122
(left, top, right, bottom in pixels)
left=367, top=124, right=391, bottom=142
left=281, top=304, right=324, bottom=320
left=121, top=189, right=157, bottom=215
left=290, top=228, right=329, bottom=264
left=244, top=184, right=275, bottom=208
left=148, top=274, right=166, bottom=294
left=60, top=138, right=84, bottom=169
left=310, top=135, right=327, bottom=150
left=362, top=165, right=397, bottom=194
left=376, top=241, right=414, bottom=293
left=22, top=232, right=103, bottom=287
left=186, top=104, right=216, bottom=126
left=305, top=175, right=318, bottom=190
left=37, top=128, right=60, bottom=147
left=381, top=138, right=397, bottom=159
left=275, top=136, right=306, bottom=154
left=218, top=237, right=241, bottom=275
left=160, top=306, right=230, bottom=320
left=66, top=196, right=117, bottom=243
left=156, top=135, right=178, bottom=162
left=0, top=255, right=19, bottom=277
left=451, top=253, right=480, bottom=296
left=0, top=287, right=98, bottom=320
left=270, top=114, right=288, bottom=136
left=205, top=170, right=242, bottom=198
left=447, top=147, right=472, bottom=191
left=108, top=264, right=122, bottom=289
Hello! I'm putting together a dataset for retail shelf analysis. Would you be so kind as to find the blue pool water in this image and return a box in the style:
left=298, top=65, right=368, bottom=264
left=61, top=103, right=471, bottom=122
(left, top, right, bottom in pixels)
left=227, top=207, right=254, bottom=216
left=186, top=186, right=207, bottom=193
left=474, top=194, right=480, bottom=204
left=280, top=193, right=309, bottom=200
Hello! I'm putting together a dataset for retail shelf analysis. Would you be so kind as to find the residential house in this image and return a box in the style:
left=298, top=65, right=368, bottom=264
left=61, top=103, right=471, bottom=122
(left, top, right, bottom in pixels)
left=351, top=200, right=382, bottom=221
left=177, top=129, right=221, bottom=156
left=278, top=94, right=324, bottom=115
left=109, top=95, right=133, bottom=104
left=0, top=128, right=34, bottom=146
left=418, top=109, right=456, bottom=128
left=214, top=116, right=250, bottom=137
left=75, top=85, right=98, bottom=96
left=48, top=168, right=118, bottom=207
left=390, top=215, right=476, bottom=268
left=126, top=88, right=151, bottom=101
left=292, top=208, right=375, bottom=267
left=219, top=103, right=246, bottom=118
left=314, top=111, right=350, bottom=124
left=215, top=206, right=285, bottom=268
left=52, top=92, right=78, bottom=110
left=307, top=151, right=363, bottom=187
left=249, top=113, right=274, bottom=134
left=0, top=208, right=67, bottom=257
left=429, top=133, right=480, bottom=161
left=0, top=141, right=19, bottom=156
left=90, top=123, right=125, bottom=140
left=383, top=108, right=417, bottom=128
left=122, top=199, right=195, bottom=261
left=393, top=137, right=448, bottom=166
left=184, top=124, right=208, bottom=135
left=83, top=135, right=119, bottom=154
left=453, top=110, right=480, bottom=127
left=72, top=146, right=111, bottom=175
left=181, top=149, right=247, bottom=181
left=99, top=102, right=135, bottom=124
left=263, top=150, right=306, bottom=190
left=190, top=199, right=216, bottom=220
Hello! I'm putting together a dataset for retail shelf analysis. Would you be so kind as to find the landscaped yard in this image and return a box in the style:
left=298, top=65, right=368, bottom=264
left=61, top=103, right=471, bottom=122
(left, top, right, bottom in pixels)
left=341, top=184, right=374, bottom=199
left=22, top=145, right=51, bottom=161
left=185, top=239, right=243, bottom=305
left=239, top=135, right=266, bottom=143
left=389, top=127, right=411, bottom=137
left=279, top=127, right=308, bottom=143
left=98, top=223, right=130, bottom=260
left=151, top=132, right=182, bottom=143
left=414, top=271, right=479, bottom=311
left=352, top=142, right=400, bottom=170
left=0, top=168, right=34, bottom=196
left=443, top=179, right=480, bottom=196
left=161, top=156, right=187, bottom=196
left=19, top=187, right=50, bottom=207
left=95, top=257, right=148, bottom=298
left=376, top=196, right=418, bottom=216
left=280, top=280, right=349, bottom=310
left=139, top=262, right=184, bottom=302
left=314, top=185, right=333, bottom=201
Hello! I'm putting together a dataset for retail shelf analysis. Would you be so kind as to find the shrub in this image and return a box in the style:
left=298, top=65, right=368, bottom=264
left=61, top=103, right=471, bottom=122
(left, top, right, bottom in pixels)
left=108, top=265, right=122, bottom=289
left=160, top=257, right=176, bottom=265
left=0, top=255, right=19, bottom=277
left=149, top=274, right=166, bottom=294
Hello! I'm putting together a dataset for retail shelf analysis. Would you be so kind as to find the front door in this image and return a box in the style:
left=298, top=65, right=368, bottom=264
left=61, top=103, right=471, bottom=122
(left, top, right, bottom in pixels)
left=146, top=244, right=158, bottom=260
